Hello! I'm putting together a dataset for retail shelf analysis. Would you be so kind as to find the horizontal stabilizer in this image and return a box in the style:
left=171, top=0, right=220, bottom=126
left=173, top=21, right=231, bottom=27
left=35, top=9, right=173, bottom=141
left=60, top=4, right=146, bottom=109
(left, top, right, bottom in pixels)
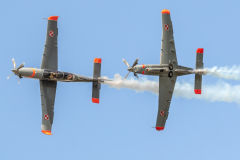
left=194, top=73, right=202, bottom=94
left=196, top=48, right=204, bottom=69
left=92, top=58, right=102, bottom=103
left=194, top=48, right=204, bottom=94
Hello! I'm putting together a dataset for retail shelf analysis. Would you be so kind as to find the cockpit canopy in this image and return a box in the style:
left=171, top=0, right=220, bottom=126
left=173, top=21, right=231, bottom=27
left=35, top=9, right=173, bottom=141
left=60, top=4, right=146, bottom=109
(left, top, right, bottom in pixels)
left=43, top=70, right=74, bottom=80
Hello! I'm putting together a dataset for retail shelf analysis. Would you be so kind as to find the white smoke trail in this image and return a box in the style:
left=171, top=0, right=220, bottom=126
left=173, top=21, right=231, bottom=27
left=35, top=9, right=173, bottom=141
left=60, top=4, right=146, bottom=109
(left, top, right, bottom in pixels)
left=206, top=65, right=240, bottom=80
left=103, top=74, right=240, bottom=104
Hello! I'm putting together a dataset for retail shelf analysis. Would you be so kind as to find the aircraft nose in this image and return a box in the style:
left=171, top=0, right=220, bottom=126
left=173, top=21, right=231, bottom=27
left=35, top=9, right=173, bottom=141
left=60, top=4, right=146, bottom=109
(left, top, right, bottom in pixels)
left=127, top=68, right=134, bottom=72
left=11, top=69, right=18, bottom=73
left=133, top=66, right=137, bottom=71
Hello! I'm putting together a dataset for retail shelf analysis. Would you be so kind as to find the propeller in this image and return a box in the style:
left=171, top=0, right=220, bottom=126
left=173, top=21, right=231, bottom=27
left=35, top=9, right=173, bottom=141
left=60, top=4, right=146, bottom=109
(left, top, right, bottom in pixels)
left=7, top=73, right=14, bottom=79
left=17, top=63, right=25, bottom=70
left=7, top=58, right=25, bottom=84
left=123, top=59, right=130, bottom=68
left=124, top=72, right=130, bottom=79
left=122, top=58, right=139, bottom=79
left=12, top=58, right=16, bottom=69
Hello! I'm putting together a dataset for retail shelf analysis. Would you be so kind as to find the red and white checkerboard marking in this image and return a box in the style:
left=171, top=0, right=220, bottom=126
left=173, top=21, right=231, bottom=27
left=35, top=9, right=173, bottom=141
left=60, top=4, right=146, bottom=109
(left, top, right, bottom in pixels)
left=49, top=30, right=54, bottom=37
left=160, top=110, right=165, bottom=116
left=164, top=24, right=169, bottom=30
left=44, top=114, right=49, bottom=120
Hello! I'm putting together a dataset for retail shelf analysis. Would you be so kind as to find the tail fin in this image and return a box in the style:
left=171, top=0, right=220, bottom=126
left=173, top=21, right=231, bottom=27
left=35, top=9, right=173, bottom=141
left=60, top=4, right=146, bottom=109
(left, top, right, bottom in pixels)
left=194, top=48, right=204, bottom=94
left=92, top=58, right=102, bottom=103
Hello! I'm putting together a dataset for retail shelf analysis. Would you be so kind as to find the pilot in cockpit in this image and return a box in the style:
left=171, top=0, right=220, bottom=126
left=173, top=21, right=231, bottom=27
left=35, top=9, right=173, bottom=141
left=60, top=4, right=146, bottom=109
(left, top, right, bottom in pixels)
left=67, top=75, right=73, bottom=80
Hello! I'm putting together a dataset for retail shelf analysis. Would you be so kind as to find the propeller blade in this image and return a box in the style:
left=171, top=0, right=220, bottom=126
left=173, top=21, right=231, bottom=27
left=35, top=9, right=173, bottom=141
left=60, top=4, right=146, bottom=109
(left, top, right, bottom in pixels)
left=122, top=59, right=130, bottom=68
left=132, top=58, right=139, bottom=67
left=17, top=76, right=20, bottom=84
left=7, top=73, right=14, bottom=79
left=17, top=63, right=25, bottom=70
left=12, top=58, right=16, bottom=69
left=124, top=72, right=130, bottom=79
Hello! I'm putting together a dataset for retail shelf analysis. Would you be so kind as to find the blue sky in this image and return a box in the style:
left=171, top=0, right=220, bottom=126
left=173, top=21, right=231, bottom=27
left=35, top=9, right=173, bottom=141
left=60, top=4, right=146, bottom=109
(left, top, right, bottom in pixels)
left=1, top=0, right=240, bottom=159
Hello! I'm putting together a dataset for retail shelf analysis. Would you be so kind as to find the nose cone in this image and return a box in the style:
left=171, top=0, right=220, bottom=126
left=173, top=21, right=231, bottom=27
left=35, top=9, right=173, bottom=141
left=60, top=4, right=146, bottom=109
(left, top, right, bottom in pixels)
left=127, top=68, right=133, bottom=72
left=11, top=69, right=18, bottom=73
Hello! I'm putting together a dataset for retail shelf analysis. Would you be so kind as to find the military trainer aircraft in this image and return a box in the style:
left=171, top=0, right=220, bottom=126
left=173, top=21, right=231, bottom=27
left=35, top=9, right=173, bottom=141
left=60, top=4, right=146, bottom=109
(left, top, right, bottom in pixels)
left=7, top=16, right=108, bottom=135
left=123, top=9, right=205, bottom=131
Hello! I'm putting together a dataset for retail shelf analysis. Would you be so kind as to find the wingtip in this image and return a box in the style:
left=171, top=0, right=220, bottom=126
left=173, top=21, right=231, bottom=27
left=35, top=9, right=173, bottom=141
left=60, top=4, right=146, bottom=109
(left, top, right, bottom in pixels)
left=41, top=130, right=52, bottom=135
left=161, top=9, right=170, bottom=14
left=194, top=89, right=201, bottom=94
left=156, top=127, right=164, bottom=131
left=94, top=58, right=102, bottom=64
left=48, top=16, right=59, bottom=21
left=92, top=98, right=99, bottom=104
left=196, top=48, right=204, bottom=54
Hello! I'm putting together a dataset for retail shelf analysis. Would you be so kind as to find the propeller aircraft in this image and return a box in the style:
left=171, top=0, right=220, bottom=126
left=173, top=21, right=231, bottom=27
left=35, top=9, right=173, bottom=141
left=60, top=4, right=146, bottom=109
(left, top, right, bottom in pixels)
left=8, top=16, right=110, bottom=135
left=123, top=9, right=205, bottom=131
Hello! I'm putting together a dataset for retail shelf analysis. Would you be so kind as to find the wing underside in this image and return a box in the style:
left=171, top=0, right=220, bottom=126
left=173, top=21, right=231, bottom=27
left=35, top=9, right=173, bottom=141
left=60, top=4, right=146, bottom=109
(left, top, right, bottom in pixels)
left=156, top=75, right=176, bottom=130
left=160, top=10, right=177, bottom=65
left=40, top=80, right=57, bottom=135
left=40, top=16, right=59, bottom=70
left=39, top=16, right=59, bottom=135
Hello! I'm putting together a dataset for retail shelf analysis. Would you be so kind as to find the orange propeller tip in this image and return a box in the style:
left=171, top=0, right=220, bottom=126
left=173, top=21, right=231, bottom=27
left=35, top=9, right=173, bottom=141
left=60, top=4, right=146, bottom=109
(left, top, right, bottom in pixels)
left=162, top=9, right=170, bottom=14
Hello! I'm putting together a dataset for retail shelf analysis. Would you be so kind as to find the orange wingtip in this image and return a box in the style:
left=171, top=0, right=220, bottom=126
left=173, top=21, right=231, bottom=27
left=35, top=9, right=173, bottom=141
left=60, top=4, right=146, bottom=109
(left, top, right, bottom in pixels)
left=94, top=58, right=102, bottom=63
left=196, top=48, right=204, bottom=54
left=156, top=127, right=164, bottom=131
left=194, top=89, right=201, bottom=94
left=92, top=98, right=99, bottom=104
left=48, top=16, right=59, bottom=21
left=162, top=9, right=170, bottom=14
left=41, top=130, right=52, bottom=135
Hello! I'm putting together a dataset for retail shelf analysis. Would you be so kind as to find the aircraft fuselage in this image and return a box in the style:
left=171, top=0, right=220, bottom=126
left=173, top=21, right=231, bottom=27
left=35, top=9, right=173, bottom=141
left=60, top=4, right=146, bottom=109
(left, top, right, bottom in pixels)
left=12, top=68, right=95, bottom=82
left=133, top=64, right=203, bottom=77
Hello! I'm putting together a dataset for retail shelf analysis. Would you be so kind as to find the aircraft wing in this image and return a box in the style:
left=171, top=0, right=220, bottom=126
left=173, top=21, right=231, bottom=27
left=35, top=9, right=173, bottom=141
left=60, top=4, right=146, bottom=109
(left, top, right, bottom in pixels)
left=40, top=16, right=59, bottom=70
left=155, top=75, right=177, bottom=131
left=40, top=80, right=57, bottom=135
left=160, top=9, right=178, bottom=65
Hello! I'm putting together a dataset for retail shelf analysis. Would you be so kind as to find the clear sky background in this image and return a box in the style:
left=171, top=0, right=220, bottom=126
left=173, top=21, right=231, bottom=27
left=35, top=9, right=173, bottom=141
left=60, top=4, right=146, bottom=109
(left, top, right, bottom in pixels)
left=1, top=0, right=240, bottom=159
